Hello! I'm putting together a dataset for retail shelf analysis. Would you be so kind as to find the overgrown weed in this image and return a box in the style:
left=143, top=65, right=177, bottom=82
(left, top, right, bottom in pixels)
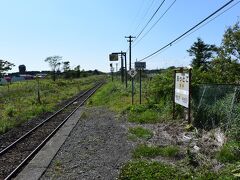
left=128, top=126, right=153, bottom=140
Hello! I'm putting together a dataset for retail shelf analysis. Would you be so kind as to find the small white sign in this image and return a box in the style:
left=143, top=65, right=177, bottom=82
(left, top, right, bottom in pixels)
left=128, top=69, right=137, bottom=78
left=110, top=67, right=114, bottom=72
left=175, top=72, right=189, bottom=108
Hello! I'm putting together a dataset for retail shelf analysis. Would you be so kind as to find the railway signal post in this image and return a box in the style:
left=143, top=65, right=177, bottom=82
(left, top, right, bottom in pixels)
left=109, top=52, right=127, bottom=86
left=110, top=63, right=114, bottom=82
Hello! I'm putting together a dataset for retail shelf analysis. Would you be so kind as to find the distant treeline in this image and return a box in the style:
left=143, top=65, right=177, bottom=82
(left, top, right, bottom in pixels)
left=7, top=69, right=105, bottom=78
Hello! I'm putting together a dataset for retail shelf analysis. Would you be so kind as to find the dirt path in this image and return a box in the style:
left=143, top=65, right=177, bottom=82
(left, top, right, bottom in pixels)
left=41, top=107, right=133, bottom=180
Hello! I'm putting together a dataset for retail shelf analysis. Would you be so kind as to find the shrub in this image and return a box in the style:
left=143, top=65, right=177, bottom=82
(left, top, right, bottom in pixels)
left=217, top=141, right=240, bottom=163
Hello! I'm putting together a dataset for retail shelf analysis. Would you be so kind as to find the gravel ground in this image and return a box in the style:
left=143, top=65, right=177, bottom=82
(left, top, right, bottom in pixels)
left=41, top=107, right=133, bottom=180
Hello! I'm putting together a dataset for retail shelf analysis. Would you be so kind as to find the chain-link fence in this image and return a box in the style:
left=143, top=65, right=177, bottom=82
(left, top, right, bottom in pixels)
left=192, top=84, right=240, bottom=140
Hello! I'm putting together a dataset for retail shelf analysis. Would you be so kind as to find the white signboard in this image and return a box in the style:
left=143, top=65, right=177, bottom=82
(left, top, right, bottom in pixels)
left=175, top=72, right=189, bottom=108
left=128, top=69, right=137, bottom=78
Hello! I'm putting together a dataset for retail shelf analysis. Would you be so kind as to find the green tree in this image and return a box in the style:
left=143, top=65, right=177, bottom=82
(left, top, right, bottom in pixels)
left=209, top=21, right=240, bottom=84
left=221, top=21, right=240, bottom=61
left=74, top=65, right=81, bottom=78
left=62, top=61, right=71, bottom=78
left=44, top=56, right=62, bottom=81
left=210, top=57, right=240, bottom=83
left=62, top=61, right=70, bottom=72
left=187, top=38, right=217, bottom=70
left=0, top=59, right=15, bottom=77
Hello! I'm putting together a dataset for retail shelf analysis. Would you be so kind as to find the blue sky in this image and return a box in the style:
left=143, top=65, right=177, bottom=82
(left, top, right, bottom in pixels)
left=0, top=0, right=239, bottom=73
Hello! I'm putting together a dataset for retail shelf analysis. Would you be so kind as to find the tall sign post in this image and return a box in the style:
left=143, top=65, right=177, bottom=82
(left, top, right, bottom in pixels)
left=128, top=69, right=137, bottom=105
left=109, top=52, right=127, bottom=86
left=109, top=53, right=118, bottom=82
left=135, top=62, right=146, bottom=104
left=173, top=68, right=192, bottom=123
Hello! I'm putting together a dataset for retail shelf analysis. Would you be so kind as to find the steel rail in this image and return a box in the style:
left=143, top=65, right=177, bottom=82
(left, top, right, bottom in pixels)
left=0, top=82, right=102, bottom=156
left=4, top=82, right=103, bottom=180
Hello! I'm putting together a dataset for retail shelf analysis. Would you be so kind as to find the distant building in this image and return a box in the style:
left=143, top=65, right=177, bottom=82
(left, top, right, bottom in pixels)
left=11, top=76, right=25, bottom=82
left=19, top=74, right=34, bottom=80
left=19, top=65, right=26, bottom=74
left=35, top=73, right=48, bottom=78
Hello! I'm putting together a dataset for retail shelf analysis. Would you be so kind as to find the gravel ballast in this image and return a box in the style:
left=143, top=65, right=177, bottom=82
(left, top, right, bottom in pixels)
left=41, top=107, right=133, bottom=180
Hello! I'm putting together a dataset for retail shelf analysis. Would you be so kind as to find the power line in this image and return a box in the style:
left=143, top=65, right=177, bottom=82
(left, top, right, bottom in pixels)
left=143, top=0, right=240, bottom=63
left=139, top=0, right=235, bottom=62
left=172, top=0, right=240, bottom=47
left=135, top=0, right=166, bottom=40
left=133, top=0, right=177, bottom=48
left=134, top=0, right=156, bottom=34
left=127, top=0, right=146, bottom=34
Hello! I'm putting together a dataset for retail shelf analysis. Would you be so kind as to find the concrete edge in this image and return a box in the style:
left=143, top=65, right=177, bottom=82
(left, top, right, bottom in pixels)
left=15, top=108, right=84, bottom=180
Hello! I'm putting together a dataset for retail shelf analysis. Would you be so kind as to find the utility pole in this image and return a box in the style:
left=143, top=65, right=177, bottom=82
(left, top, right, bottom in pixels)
left=125, top=36, right=136, bottom=70
left=120, top=52, right=124, bottom=83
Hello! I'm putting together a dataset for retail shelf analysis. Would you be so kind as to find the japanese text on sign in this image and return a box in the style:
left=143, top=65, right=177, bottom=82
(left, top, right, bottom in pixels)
left=175, top=73, right=189, bottom=108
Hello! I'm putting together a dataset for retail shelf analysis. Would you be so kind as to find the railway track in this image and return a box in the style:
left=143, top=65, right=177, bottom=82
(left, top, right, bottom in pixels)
left=0, top=82, right=103, bottom=180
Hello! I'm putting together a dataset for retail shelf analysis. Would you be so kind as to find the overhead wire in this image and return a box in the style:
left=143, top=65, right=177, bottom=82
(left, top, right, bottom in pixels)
left=140, top=0, right=240, bottom=64
left=124, top=0, right=157, bottom=65
left=125, top=0, right=151, bottom=54
left=139, top=0, right=236, bottom=62
left=134, top=0, right=156, bottom=34
left=125, top=0, right=161, bottom=54
left=171, top=0, right=240, bottom=49
left=135, top=0, right=166, bottom=40
left=133, top=0, right=177, bottom=48
left=127, top=0, right=146, bottom=35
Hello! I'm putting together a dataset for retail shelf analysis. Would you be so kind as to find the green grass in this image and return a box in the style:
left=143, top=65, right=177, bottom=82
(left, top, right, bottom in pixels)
left=127, top=103, right=172, bottom=124
left=88, top=80, right=172, bottom=124
left=128, top=109, right=159, bottom=123
left=119, top=160, right=238, bottom=180
left=128, top=126, right=153, bottom=140
left=133, top=144, right=179, bottom=159
left=119, top=160, right=183, bottom=180
left=88, top=81, right=133, bottom=112
left=0, top=75, right=103, bottom=134
left=127, top=134, right=138, bottom=141
left=216, top=141, right=240, bottom=163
